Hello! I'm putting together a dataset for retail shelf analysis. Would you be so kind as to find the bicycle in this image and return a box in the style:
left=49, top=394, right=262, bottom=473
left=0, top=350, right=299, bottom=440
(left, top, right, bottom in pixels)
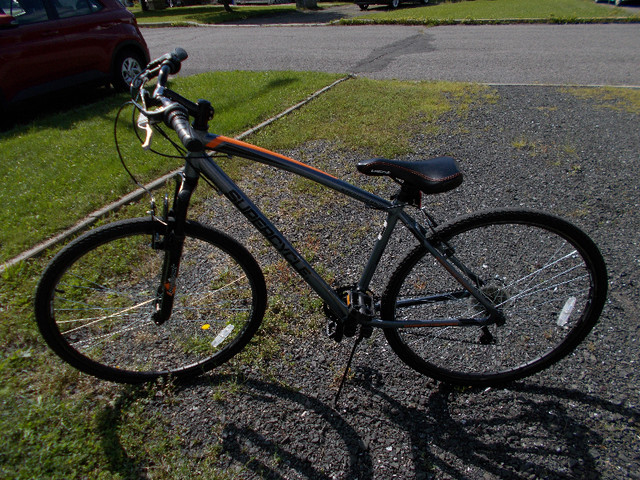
left=34, top=48, right=608, bottom=392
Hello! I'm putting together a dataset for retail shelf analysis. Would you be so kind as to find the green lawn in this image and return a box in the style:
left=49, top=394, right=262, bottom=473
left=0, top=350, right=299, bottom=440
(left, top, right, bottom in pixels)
left=131, top=3, right=297, bottom=25
left=347, top=0, right=639, bottom=24
left=0, top=71, right=342, bottom=264
left=130, top=0, right=640, bottom=25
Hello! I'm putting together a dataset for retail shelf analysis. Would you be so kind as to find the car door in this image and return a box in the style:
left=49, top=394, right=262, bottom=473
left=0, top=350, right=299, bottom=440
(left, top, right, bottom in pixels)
left=52, top=0, right=113, bottom=82
left=0, top=0, right=70, bottom=102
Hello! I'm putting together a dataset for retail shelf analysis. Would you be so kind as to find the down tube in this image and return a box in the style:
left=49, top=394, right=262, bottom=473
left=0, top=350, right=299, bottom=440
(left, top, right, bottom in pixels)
left=191, top=154, right=350, bottom=320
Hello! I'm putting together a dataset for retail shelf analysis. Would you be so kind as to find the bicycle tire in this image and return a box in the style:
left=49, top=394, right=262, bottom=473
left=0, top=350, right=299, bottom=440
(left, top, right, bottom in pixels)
left=381, top=208, right=607, bottom=386
left=35, top=217, right=267, bottom=383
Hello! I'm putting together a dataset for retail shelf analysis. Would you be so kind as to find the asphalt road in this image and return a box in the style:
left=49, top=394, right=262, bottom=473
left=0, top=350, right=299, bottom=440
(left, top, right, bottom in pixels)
left=142, top=23, right=640, bottom=86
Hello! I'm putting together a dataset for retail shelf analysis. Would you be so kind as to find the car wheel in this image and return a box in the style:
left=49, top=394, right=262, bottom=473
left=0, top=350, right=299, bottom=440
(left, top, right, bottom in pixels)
left=358, top=3, right=369, bottom=10
left=112, top=49, right=145, bottom=91
left=420, top=0, right=429, bottom=4
left=390, top=0, right=400, bottom=7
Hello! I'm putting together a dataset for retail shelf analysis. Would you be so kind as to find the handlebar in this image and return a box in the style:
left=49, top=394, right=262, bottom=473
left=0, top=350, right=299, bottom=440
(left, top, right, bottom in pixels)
left=165, top=107, right=202, bottom=152
left=132, top=48, right=212, bottom=153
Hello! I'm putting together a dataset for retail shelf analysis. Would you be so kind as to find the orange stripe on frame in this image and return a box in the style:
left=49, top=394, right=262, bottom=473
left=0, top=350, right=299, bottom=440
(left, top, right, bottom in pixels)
left=206, top=135, right=336, bottom=179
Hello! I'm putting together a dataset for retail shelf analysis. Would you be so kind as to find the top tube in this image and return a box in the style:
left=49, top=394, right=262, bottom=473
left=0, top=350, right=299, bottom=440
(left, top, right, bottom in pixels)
left=204, top=134, right=393, bottom=211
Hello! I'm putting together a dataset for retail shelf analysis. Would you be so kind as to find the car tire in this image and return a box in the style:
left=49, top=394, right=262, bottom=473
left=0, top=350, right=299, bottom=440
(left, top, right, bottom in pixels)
left=358, top=3, right=369, bottom=10
left=112, top=49, right=145, bottom=92
left=390, top=0, right=400, bottom=7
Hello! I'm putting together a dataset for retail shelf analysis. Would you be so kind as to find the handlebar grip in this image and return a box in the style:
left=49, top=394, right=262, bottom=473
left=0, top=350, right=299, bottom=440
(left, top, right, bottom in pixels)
left=147, top=47, right=188, bottom=74
left=173, top=47, right=188, bottom=63
left=165, top=107, right=203, bottom=152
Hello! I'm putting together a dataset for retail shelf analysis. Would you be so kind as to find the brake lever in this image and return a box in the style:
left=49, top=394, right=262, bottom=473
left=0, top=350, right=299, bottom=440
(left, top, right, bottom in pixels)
left=137, top=112, right=154, bottom=150
left=135, top=88, right=158, bottom=150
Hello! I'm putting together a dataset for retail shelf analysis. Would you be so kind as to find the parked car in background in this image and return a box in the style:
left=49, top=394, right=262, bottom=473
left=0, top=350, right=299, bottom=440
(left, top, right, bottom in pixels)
left=355, top=0, right=429, bottom=10
left=595, top=0, right=636, bottom=5
left=0, top=0, right=149, bottom=109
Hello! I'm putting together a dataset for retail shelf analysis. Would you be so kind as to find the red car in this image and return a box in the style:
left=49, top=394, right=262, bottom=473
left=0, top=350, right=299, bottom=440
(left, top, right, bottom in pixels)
left=0, top=0, right=149, bottom=108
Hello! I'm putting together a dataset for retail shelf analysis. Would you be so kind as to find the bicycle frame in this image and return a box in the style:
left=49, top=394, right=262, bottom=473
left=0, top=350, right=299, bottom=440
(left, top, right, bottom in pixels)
left=172, top=133, right=501, bottom=329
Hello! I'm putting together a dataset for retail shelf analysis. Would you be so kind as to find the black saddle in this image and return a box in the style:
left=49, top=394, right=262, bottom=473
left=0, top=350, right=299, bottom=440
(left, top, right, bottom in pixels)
left=356, top=157, right=463, bottom=195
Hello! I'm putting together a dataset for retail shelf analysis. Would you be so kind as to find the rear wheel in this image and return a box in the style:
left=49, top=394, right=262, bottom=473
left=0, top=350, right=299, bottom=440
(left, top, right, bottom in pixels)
left=35, top=218, right=267, bottom=383
left=381, top=209, right=607, bottom=386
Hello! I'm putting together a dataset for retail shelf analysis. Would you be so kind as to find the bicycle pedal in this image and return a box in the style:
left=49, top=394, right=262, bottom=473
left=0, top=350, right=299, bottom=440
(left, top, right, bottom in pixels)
left=326, top=319, right=343, bottom=342
left=346, top=289, right=376, bottom=318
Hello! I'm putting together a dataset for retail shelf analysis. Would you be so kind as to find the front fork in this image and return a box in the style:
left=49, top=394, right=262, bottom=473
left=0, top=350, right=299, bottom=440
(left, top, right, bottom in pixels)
left=151, top=168, right=199, bottom=325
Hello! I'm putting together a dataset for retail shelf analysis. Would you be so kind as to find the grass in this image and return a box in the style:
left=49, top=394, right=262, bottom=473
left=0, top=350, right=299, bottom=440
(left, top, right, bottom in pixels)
left=131, top=3, right=296, bottom=25
left=565, top=86, right=640, bottom=113
left=344, top=0, right=639, bottom=24
left=0, top=71, right=342, bottom=264
left=129, top=0, right=640, bottom=25
left=251, top=78, right=493, bottom=157
left=130, top=2, right=347, bottom=25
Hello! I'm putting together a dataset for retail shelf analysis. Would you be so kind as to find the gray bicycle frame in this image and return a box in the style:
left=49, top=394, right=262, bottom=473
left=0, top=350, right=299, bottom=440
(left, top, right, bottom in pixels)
left=185, top=134, right=499, bottom=328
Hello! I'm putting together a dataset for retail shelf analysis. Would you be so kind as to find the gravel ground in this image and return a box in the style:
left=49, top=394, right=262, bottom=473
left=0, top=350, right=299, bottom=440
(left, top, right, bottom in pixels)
left=124, top=85, right=639, bottom=479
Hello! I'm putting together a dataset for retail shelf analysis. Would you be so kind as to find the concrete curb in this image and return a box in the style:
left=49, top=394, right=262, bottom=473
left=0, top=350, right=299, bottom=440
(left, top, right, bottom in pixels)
left=0, top=75, right=352, bottom=273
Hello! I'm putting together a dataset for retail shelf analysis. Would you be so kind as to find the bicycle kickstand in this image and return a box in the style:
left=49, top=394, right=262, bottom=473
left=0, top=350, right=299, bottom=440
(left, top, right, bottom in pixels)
left=334, top=331, right=366, bottom=409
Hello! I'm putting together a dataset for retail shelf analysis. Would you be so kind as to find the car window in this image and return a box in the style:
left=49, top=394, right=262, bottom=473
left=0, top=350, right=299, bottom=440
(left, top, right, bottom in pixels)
left=55, top=0, right=103, bottom=18
left=1, top=0, right=49, bottom=24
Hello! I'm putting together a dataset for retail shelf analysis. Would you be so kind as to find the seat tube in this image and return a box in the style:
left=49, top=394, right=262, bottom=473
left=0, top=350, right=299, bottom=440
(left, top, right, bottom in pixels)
left=357, top=207, right=402, bottom=292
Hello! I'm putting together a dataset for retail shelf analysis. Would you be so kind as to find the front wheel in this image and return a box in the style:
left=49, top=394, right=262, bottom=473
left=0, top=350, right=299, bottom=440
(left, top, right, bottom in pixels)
left=35, top=218, right=267, bottom=383
left=381, top=209, right=607, bottom=386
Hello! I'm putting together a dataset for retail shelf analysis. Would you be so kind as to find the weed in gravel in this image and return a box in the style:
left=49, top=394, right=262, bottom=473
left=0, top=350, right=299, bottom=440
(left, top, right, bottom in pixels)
left=565, top=87, right=640, bottom=114
left=211, top=376, right=245, bottom=403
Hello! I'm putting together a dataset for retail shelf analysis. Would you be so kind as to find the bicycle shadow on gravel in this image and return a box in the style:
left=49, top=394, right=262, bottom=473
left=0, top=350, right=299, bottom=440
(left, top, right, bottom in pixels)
left=94, top=374, right=374, bottom=480
left=202, top=376, right=374, bottom=480
left=93, top=368, right=639, bottom=479
left=351, top=367, right=640, bottom=479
